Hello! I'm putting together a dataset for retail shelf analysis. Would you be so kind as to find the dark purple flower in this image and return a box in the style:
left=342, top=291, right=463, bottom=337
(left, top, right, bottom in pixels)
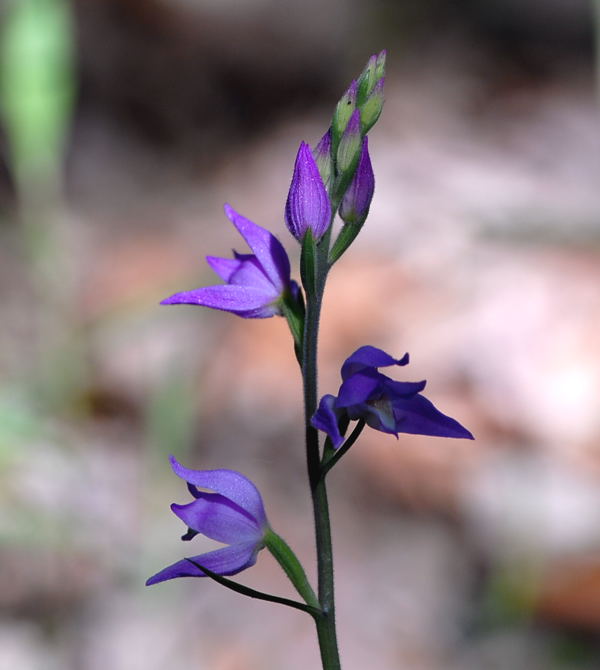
left=161, top=204, right=294, bottom=318
left=312, top=345, right=474, bottom=448
left=285, top=141, right=332, bottom=242
left=146, top=456, right=269, bottom=585
left=339, top=137, right=374, bottom=226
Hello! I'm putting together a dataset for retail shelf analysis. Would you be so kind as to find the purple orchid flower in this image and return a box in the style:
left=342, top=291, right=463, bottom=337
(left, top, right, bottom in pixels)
left=312, top=345, right=474, bottom=448
left=161, top=204, right=295, bottom=318
left=146, top=456, right=269, bottom=585
left=285, top=141, right=332, bottom=242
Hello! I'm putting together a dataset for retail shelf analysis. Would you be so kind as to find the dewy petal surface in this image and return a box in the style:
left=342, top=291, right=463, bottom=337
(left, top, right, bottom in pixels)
left=171, top=495, right=262, bottom=545
left=226, top=256, right=275, bottom=292
left=206, top=255, right=244, bottom=282
left=145, top=540, right=260, bottom=585
left=169, top=457, right=268, bottom=528
left=224, top=204, right=290, bottom=292
left=161, top=285, right=280, bottom=318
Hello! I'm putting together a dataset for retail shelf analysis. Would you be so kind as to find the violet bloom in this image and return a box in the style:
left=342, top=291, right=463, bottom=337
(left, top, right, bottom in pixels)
left=146, top=456, right=268, bottom=585
left=285, top=141, right=331, bottom=242
left=312, top=345, right=473, bottom=448
left=161, top=204, right=295, bottom=318
left=339, top=137, right=374, bottom=226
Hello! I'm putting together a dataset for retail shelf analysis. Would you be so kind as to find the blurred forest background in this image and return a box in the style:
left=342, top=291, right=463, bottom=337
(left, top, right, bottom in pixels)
left=0, top=0, right=599, bottom=668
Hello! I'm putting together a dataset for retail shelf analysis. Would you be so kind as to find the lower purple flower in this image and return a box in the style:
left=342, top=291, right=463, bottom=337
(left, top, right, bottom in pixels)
left=161, top=204, right=295, bottom=318
left=312, top=345, right=473, bottom=448
left=146, top=456, right=269, bottom=585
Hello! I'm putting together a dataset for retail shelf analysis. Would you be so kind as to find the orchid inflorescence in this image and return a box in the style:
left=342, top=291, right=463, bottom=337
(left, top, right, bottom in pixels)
left=148, top=51, right=473, bottom=669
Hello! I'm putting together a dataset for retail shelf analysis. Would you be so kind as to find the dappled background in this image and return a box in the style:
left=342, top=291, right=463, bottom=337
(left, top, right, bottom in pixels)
left=1, top=0, right=599, bottom=668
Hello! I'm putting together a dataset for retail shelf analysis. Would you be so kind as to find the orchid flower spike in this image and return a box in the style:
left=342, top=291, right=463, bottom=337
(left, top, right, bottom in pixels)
left=146, top=457, right=269, bottom=585
left=161, top=204, right=297, bottom=318
left=312, top=345, right=474, bottom=448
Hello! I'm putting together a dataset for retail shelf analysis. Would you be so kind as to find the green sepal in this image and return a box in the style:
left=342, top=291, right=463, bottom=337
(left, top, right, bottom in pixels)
left=360, top=83, right=384, bottom=135
left=336, top=121, right=361, bottom=177
left=264, top=529, right=320, bottom=612
left=328, top=222, right=363, bottom=266
left=300, top=229, right=318, bottom=297
left=184, top=558, right=322, bottom=618
left=356, top=54, right=377, bottom=106
left=375, top=50, right=387, bottom=80
left=331, top=82, right=357, bottom=160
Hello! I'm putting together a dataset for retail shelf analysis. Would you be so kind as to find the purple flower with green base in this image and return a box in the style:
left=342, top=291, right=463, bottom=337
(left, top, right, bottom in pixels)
left=161, top=204, right=295, bottom=318
left=339, top=137, right=374, bottom=226
left=146, top=456, right=269, bottom=585
left=312, top=345, right=474, bottom=448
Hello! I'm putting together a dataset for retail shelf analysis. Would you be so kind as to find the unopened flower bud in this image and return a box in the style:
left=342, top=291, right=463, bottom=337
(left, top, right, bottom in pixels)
left=339, top=137, right=374, bottom=226
left=336, top=108, right=362, bottom=177
left=285, top=141, right=332, bottom=242
left=357, top=54, right=377, bottom=106
left=312, top=128, right=333, bottom=190
left=332, top=80, right=357, bottom=151
left=375, top=49, right=386, bottom=80
left=360, top=77, right=385, bottom=134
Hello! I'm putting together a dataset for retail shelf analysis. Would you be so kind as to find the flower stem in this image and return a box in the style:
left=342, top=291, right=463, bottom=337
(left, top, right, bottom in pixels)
left=302, top=240, right=341, bottom=669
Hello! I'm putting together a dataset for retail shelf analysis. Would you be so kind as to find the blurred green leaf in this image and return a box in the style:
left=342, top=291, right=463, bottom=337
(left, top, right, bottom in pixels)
left=0, top=0, right=75, bottom=184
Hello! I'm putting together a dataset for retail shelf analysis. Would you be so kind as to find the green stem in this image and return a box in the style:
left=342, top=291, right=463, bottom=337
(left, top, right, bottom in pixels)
left=302, top=238, right=341, bottom=669
left=320, top=419, right=366, bottom=479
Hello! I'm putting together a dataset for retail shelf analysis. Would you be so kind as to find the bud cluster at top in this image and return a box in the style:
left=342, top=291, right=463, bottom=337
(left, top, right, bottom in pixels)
left=284, top=50, right=385, bottom=247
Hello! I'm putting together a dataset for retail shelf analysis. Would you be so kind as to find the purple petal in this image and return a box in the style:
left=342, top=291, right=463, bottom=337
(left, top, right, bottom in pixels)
left=392, top=394, right=474, bottom=440
left=146, top=540, right=260, bottom=585
left=225, top=255, right=274, bottom=292
left=381, top=377, right=427, bottom=397
left=336, top=369, right=382, bottom=407
left=285, top=142, right=332, bottom=241
left=206, top=255, right=243, bottom=282
left=311, top=394, right=344, bottom=449
left=339, top=137, right=375, bottom=225
left=171, top=494, right=263, bottom=544
left=341, top=346, right=409, bottom=379
left=161, top=284, right=280, bottom=318
left=223, top=204, right=290, bottom=293
left=169, top=458, right=268, bottom=528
